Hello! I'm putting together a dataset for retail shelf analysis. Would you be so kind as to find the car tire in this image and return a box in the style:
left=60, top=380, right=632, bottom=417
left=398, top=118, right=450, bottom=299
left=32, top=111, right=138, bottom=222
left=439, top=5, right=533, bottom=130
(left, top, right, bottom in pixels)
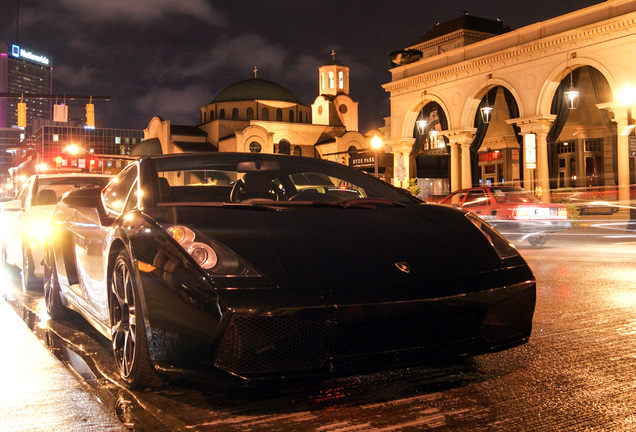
left=528, top=234, right=548, bottom=247
left=109, top=249, right=160, bottom=389
left=44, top=246, right=67, bottom=320
left=22, top=243, right=42, bottom=291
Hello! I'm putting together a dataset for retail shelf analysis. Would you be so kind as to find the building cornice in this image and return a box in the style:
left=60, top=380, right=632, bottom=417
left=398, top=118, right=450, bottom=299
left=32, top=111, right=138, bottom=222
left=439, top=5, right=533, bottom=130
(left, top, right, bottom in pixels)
left=383, top=0, right=636, bottom=94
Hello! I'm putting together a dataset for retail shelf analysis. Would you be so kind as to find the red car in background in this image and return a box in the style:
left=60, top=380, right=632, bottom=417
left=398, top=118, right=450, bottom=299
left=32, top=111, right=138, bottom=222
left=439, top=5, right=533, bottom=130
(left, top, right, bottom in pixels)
left=439, top=186, right=571, bottom=247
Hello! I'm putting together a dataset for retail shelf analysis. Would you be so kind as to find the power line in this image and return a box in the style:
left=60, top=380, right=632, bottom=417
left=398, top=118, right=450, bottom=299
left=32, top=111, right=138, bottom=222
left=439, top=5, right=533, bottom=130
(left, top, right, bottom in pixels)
left=0, top=93, right=111, bottom=101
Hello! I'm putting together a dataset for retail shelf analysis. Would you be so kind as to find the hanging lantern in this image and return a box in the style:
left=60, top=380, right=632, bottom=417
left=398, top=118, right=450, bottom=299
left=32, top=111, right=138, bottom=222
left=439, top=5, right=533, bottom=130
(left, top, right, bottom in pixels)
left=564, top=78, right=579, bottom=109
left=416, top=119, right=427, bottom=134
left=480, top=105, right=493, bottom=123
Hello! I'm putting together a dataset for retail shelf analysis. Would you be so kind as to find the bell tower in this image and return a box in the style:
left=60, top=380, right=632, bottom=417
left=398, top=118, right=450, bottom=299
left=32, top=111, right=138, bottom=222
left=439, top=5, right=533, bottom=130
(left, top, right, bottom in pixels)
left=318, top=50, right=350, bottom=97
left=312, top=51, right=358, bottom=130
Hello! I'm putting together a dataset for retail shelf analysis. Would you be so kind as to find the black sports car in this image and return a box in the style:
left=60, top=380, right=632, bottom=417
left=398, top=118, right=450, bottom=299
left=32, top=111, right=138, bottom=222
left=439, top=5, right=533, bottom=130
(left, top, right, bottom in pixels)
left=44, top=152, right=536, bottom=389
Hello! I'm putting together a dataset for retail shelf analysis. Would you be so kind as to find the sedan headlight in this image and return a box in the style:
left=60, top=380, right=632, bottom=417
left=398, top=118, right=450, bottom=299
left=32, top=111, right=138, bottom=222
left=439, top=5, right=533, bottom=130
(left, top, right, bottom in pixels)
left=163, top=224, right=260, bottom=277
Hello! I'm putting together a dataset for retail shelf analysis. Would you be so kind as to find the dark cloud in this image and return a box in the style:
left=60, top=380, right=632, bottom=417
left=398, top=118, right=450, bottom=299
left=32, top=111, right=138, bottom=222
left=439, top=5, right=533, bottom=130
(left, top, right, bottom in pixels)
left=1, top=0, right=605, bottom=132
left=58, top=0, right=226, bottom=26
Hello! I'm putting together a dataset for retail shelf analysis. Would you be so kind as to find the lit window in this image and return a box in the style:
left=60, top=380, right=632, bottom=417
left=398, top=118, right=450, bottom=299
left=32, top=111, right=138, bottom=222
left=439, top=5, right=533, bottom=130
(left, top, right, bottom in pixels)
left=328, top=71, right=334, bottom=89
left=339, top=71, right=344, bottom=89
left=115, top=137, right=121, bottom=144
left=53, top=135, right=59, bottom=141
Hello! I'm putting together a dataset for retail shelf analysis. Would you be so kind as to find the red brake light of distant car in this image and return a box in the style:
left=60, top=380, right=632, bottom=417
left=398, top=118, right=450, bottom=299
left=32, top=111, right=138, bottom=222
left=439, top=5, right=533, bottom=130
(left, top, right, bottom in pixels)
left=512, top=207, right=531, bottom=219
left=512, top=206, right=568, bottom=220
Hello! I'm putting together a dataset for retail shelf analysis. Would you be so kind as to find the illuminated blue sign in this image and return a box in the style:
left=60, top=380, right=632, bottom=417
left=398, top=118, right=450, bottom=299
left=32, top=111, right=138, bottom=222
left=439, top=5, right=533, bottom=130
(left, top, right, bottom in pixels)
left=10, top=44, right=50, bottom=66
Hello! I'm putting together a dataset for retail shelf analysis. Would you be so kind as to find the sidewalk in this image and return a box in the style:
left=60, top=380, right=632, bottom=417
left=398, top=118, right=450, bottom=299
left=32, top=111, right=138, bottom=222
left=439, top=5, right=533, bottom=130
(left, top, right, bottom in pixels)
left=0, top=298, right=127, bottom=432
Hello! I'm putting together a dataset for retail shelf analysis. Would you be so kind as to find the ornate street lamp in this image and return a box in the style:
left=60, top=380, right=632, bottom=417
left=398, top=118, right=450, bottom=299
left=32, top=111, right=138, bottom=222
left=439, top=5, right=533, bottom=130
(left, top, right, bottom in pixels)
left=416, top=119, right=427, bottom=134
left=371, top=135, right=382, bottom=178
left=564, top=71, right=579, bottom=110
left=480, top=75, right=493, bottom=123
left=564, top=53, right=579, bottom=109
left=480, top=103, right=493, bottom=123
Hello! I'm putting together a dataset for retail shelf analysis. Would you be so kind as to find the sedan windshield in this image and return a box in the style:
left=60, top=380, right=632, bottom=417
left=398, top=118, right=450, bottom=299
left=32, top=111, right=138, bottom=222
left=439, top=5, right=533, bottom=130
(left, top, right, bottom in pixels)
left=148, top=153, right=418, bottom=207
left=490, top=187, right=541, bottom=204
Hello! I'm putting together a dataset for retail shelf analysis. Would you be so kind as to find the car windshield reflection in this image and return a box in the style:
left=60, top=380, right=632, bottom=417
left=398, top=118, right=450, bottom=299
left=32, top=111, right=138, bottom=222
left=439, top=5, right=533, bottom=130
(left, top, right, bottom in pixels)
left=151, top=154, right=416, bottom=207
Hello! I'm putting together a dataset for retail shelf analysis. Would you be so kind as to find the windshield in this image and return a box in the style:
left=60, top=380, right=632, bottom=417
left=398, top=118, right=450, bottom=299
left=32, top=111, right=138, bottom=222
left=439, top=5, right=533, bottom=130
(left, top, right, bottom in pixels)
left=490, top=187, right=541, bottom=204
left=148, top=153, right=418, bottom=207
left=34, top=176, right=111, bottom=206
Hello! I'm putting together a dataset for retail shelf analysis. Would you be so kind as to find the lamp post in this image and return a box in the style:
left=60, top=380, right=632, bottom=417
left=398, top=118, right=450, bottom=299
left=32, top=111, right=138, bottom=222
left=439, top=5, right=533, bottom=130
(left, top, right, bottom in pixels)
left=619, top=85, right=636, bottom=228
left=371, top=135, right=382, bottom=178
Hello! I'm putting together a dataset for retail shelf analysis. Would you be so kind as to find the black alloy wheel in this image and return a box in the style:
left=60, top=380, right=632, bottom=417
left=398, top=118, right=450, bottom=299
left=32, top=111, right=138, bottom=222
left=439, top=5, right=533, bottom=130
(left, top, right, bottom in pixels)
left=43, top=246, right=66, bottom=320
left=109, top=249, right=159, bottom=389
left=21, top=243, right=41, bottom=291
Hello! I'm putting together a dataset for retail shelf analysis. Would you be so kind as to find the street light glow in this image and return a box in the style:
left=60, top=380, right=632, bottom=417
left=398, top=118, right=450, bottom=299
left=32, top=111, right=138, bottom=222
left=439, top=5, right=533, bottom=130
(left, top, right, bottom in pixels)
left=65, top=144, right=80, bottom=155
left=620, top=84, right=636, bottom=107
left=371, top=135, right=382, bottom=149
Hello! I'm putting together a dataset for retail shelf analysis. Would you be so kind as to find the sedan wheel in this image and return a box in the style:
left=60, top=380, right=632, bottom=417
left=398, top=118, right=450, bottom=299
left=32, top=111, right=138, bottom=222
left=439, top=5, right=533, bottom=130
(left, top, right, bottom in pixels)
left=528, top=234, right=548, bottom=247
left=43, top=246, right=66, bottom=320
left=109, top=249, right=159, bottom=389
left=22, top=244, right=42, bottom=291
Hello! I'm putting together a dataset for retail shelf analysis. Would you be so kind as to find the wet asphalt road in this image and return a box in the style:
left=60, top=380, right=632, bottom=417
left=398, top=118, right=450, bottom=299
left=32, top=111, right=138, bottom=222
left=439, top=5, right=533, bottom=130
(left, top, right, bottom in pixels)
left=2, top=217, right=636, bottom=431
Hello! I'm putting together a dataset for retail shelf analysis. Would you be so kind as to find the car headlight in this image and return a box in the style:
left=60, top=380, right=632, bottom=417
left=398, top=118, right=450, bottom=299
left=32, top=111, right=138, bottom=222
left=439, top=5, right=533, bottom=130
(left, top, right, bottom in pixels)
left=186, top=242, right=218, bottom=270
left=163, top=224, right=260, bottom=277
left=465, top=213, right=519, bottom=260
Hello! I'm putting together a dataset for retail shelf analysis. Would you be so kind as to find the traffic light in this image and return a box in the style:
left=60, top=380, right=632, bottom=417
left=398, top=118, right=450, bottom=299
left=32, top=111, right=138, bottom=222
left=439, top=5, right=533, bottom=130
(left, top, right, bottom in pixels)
left=55, top=156, right=62, bottom=169
left=17, top=101, right=26, bottom=128
left=89, top=159, right=96, bottom=171
left=85, top=103, right=95, bottom=128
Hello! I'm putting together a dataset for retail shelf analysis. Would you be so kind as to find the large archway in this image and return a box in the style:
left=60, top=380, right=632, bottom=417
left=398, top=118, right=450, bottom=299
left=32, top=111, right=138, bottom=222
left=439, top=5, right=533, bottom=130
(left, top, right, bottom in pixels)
left=546, top=66, right=615, bottom=191
left=410, top=101, right=450, bottom=197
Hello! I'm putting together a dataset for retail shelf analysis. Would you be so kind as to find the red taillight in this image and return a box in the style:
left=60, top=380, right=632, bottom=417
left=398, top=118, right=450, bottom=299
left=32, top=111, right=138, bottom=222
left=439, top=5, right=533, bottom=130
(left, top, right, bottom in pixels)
left=512, top=206, right=568, bottom=220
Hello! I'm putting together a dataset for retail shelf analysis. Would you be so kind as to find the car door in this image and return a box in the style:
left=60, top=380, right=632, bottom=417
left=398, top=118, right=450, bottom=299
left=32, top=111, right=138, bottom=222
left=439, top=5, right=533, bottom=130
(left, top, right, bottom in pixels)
left=461, top=189, right=492, bottom=218
left=70, top=165, right=138, bottom=321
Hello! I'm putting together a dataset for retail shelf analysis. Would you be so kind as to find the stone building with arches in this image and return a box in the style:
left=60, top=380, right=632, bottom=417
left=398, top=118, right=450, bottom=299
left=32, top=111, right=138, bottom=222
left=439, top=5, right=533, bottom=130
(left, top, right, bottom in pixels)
left=140, top=58, right=370, bottom=168
left=382, top=0, right=636, bottom=204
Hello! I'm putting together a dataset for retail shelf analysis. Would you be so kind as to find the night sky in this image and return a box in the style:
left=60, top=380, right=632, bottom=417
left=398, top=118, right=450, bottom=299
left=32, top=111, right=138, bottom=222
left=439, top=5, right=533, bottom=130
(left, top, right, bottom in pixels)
left=1, top=0, right=605, bottom=133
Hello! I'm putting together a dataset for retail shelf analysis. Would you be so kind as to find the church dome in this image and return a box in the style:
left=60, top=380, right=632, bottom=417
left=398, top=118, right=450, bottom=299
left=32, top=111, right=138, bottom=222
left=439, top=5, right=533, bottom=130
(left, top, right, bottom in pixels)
left=211, top=78, right=299, bottom=104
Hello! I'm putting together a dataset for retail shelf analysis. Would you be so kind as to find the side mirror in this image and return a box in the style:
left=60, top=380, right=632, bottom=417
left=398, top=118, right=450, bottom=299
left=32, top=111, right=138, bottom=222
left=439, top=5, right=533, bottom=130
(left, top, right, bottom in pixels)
left=1, top=199, right=23, bottom=211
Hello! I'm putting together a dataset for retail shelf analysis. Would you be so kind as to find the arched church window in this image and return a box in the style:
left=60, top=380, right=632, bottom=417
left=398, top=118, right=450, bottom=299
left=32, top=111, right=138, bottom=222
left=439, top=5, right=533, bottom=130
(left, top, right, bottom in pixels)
left=299, top=112, right=303, bottom=123
left=328, top=71, right=334, bottom=89
left=279, top=139, right=291, bottom=155
left=339, top=71, right=344, bottom=89
left=261, top=108, right=269, bottom=121
left=293, top=145, right=302, bottom=156
left=321, top=73, right=324, bottom=91
left=210, top=110, right=215, bottom=121
left=289, top=110, right=294, bottom=122
left=219, top=109, right=225, bottom=119
left=249, top=142, right=262, bottom=153
left=232, top=108, right=239, bottom=120
left=247, top=107, right=254, bottom=120
left=276, top=108, right=283, bottom=121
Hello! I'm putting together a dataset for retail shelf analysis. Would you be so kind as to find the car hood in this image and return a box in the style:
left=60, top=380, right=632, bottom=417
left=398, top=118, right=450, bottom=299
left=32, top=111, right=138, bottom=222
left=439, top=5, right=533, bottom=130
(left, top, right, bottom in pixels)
left=148, top=204, right=527, bottom=293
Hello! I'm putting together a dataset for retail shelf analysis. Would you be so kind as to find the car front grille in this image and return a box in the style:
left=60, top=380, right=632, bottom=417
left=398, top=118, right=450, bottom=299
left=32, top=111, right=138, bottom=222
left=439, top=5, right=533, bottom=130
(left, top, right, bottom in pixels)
left=215, top=315, right=335, bottom=376
left=480, top=287, right=536, bottom=343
